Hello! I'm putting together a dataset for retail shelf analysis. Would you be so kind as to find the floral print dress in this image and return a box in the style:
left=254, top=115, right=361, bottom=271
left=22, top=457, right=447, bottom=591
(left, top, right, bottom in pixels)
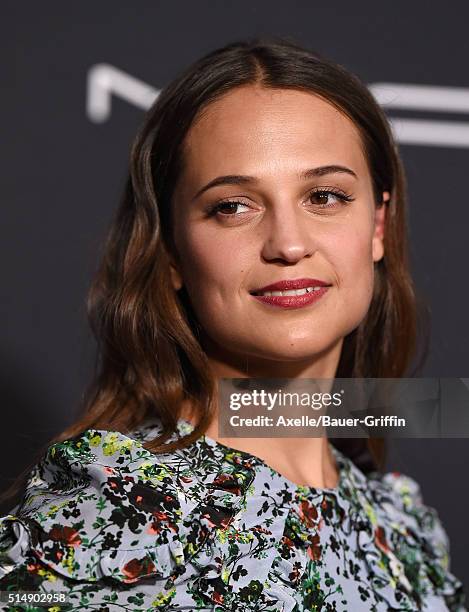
left=0, top=417, right=466, bottom=611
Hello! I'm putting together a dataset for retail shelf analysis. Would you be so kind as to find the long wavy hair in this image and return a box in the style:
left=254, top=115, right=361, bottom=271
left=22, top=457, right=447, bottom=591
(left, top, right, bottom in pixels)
left=2, top=37, right=429, bottom=508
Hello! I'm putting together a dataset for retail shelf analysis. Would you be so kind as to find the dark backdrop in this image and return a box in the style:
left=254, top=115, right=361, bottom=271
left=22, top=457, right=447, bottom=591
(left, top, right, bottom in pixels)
left=2, top=0, right=468, bottom=591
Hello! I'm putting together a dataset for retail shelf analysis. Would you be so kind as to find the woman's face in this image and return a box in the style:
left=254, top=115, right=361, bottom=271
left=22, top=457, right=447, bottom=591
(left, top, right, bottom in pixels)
left=170, top=85, right=387, bottom=369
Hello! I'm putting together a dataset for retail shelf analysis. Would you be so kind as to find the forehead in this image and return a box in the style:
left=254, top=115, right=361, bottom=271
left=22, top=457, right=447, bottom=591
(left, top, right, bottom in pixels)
left=181, top=85, right=368, bottom=178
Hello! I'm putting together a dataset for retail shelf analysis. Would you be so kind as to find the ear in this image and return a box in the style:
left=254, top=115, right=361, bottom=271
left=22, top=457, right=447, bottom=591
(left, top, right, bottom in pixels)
left=372, top=191, right=390, bottom=262
left=168, top=251, right=184, bottom=291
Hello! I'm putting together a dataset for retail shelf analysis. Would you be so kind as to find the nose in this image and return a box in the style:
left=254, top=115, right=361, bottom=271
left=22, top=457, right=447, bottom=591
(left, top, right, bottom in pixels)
left=260, top=205, right=315, bottom=263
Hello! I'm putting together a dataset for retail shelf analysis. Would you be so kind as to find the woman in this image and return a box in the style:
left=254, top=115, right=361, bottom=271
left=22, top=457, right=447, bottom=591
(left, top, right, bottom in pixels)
left=0, top=38, right=465, bottom=611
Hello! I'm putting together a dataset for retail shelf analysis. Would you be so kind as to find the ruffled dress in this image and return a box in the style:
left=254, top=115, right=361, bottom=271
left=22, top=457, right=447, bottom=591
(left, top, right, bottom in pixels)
left=0, top=417, right=466, bottom=611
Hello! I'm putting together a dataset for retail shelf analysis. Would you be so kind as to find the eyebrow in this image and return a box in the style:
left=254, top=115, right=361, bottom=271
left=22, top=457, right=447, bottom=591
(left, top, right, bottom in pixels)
left=191, top=165, right=358, bottom=201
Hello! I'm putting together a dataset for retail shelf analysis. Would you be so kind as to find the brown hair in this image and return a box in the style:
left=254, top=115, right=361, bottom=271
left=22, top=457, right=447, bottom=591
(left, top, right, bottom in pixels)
left=1, top=36, right=429, bottom=508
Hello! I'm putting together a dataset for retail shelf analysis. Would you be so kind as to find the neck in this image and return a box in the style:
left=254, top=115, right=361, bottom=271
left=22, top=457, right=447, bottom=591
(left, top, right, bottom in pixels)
left=180, top=337, right=343, bottom=489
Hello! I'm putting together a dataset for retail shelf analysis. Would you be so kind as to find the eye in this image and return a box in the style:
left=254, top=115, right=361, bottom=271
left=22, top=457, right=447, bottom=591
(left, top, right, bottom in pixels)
left=307, top=188, right=354, bottom=211
left=207, top=200, right=251, bottom=216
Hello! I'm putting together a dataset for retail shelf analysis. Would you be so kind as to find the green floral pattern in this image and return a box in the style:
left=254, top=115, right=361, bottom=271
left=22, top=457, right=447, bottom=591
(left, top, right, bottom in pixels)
left=0, top=417, right=465, bottom=611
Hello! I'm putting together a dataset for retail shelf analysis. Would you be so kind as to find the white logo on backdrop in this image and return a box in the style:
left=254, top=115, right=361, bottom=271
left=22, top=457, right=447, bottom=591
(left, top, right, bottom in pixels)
left=87, top=64, right=160, bottom=123
left=87, top=63, right=469, bottom=148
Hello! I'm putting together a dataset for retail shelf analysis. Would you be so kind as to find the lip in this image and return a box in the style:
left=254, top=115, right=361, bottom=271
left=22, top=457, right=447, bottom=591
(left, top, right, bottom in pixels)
left=250, top=277, right=331, bottom=294
left=250, top=285, right=330, bottom=309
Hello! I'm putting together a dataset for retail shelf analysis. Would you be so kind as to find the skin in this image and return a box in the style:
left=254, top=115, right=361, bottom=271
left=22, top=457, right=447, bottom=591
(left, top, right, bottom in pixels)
left=169, top=85, right=388, bottom=488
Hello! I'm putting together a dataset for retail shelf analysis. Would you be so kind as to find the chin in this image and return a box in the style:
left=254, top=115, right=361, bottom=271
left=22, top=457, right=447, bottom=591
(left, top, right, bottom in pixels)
left=242, top=338, right=339, bottom=363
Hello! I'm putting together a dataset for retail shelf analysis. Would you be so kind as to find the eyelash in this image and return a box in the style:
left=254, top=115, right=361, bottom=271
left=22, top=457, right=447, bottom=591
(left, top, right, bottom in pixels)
left=206, top=187, right=355, bottom=217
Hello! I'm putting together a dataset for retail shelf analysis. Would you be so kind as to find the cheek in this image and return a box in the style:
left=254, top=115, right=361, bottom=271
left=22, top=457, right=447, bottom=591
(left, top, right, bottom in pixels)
left=339, top=229, right=374, bottom=279
left=176, top=227, right=250, bottom=307
left=331, top=224, right=376, bottom=310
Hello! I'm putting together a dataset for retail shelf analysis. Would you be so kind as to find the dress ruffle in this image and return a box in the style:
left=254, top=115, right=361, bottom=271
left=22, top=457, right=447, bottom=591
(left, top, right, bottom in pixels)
left=0, top=427, right=302, bottom=610
left=348, top=466, right=465, bottom=610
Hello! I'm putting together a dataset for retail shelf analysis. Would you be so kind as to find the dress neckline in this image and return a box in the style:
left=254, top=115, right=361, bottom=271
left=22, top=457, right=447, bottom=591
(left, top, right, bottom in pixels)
left=176, top=416, right=348, bottom=496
